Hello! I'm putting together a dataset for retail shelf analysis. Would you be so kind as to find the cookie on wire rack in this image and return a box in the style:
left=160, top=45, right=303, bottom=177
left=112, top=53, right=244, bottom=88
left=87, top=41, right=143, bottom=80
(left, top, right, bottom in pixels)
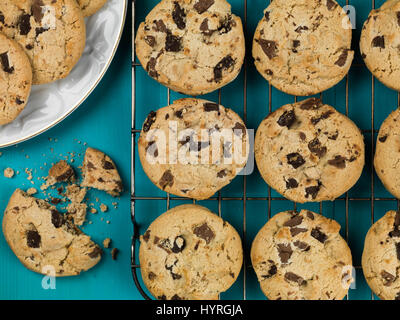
left=255, top=98, right=365, bottom=203
left=251, top=209, right=353, bottom=300
left=139, top=204, right=243, bottom=300
left=252, top=0, right=354, bottom=96
left=135, top=0, right=245, bottom=95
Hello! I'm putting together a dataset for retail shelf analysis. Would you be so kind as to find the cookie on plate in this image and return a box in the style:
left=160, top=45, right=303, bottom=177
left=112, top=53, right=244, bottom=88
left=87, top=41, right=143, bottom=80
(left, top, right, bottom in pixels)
left=0, top=0, right=86, bottom=85
left=374, top=108, right=400, bottom=198
left=251, top=210, right=353, bottom=300
left=139, top=204, right=243, bottom=300
left=2, top=189, right=102, bottom=276
left=135, top=0, right=245, bottom=95
left=255, top=98, right=364, bottom=203
left=138, top=98, right=249, bottom=200
left=0, top=33, right=32, bottom=125
left=362, top=210, right=400, bottom=300
left=81, top=147, right=123, bottom=197
left=252, top=0, right=354, bottom=96
left=76, top=0, right=108, bottom=17
left=360, top=0, right=400, bottom=91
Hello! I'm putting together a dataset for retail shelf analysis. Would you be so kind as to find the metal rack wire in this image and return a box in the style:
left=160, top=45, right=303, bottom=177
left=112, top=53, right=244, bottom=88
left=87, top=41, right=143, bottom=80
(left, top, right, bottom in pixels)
left=131, top=0, right=398, bottom=300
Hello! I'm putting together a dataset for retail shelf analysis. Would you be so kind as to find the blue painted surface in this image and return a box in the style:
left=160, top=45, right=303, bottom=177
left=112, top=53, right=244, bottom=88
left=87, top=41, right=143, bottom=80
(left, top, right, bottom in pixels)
left=133, top=0, right=397, bottom=300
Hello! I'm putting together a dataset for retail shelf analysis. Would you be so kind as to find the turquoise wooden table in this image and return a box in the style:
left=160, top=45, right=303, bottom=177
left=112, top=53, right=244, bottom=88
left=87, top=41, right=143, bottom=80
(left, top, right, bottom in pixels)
left=0, top=5, right=141, bottom=300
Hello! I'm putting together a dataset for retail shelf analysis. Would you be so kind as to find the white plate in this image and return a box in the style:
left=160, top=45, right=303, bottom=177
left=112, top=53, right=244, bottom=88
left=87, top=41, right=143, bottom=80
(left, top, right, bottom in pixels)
left=0, top=0, right=127, bottom=148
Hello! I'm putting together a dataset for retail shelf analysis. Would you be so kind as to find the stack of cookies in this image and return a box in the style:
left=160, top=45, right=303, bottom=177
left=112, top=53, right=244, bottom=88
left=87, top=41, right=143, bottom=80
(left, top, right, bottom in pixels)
left=0, top=0, right=108, bottom=125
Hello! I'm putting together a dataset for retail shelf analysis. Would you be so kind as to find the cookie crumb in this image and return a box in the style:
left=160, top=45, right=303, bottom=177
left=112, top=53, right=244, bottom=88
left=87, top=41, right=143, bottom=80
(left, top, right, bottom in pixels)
left=100, top=204, right=108, bottom=212
left=27, top=187, right=37, bottom=195
left=103, top=238, right=112, bottom=248
left=4, top=168, right=14, bottom=178
left=48, top=160, right=75, bottom=183
left=90, top=208, right=97, bottom=214
left=111, top=248, right=119, bottom=260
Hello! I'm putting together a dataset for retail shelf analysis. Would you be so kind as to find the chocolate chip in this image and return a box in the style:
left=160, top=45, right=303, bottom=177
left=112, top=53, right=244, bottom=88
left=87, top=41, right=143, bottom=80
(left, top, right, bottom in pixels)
left=300, top=98, right=322, bottom=110
left=200, top=18, right=213, bottom=36
left=277, top=109, right=296, bottom=128
left=264, top=11, right=270, bottom=21
left=193, top=223, right=215, bottom=244
left=335, top=50, right=348, bottom=67
left=214, top=55, right=235, bottom=82
left=148, top=272, right=156, bottom=280
left=171, top=294, right=182, bottom=300
left=381, top=270, right=396, bottom=286
left=159, top=170, right=174, bottom=189
left=0, top=12, right=4, bottom=24
left=32, top=0, right=44, bottom=23
left=18, top=14, right=31, bottom=36
left=154, top=20, right=167, bottom=33
left=293, top=240, right=310, bottom=251
left=287, top=153, right=305, bottom=169
left=165, top=33, right=182, bottom=52
left=204, top=102, right=219, bottom=112
left=262, top=264, right=277, bottom=279
left=146, top=141, right=159, bottom=157
left=292, top=40, right=300, bottom=53
left=299, top=132, right=306, bottom=141
left=290, top=227, right=308, bottom=237
left=25, top=44, right=33, bottom=50
left=327, top=0, right=337, bottom=10
left=258, top=39, right=278, bottom=59
left=328, top=131, right=339, bottom=140
left=396, top=293, right=400, bottom=300
left=311, top=227, right=327, bottom=243
left=284, top=214, right=303, bottom=227
left=143, top=111, right=157, bottom=132
left=144, top=35, right=156, bottom=47
left=328, top=155, right=346, bottom=169
left=143, top=230, right=151, bottom=242
left=295, top=25, right=309, bottom=33
left=284, top=272, right=306, bottom=285
left=171, top=236, right=186, bottom=253
left=307, top=211, right=314, bottom=220
left=0, top=52, right=14, bottom=73
left=15, top=98, right=24, bottom=105
left=103, top=160, right=115, bottom=170
left=277, top=243, right=292, bottom=263
left=379, top=135, right=388, bottom=143
left=397, top=12, right=400, bottom=26
left=146, top=57, right=159, bottom=78
left=372, top=36, right=385, bottom=49
left=308, top=138, right=327, bottom=158
left=286, top=178, right=298, bottom=189
left=218, top=15, right=235, bottom=34
left=396, top=242, right=400, bottom=260
left=217, top=169, right=227, bottom=178
left=194, top=0, right=215, bottom=14
left=311, top=110, right=333, bottom=125
left=26, top=230, right=41, bottom=248
left=233, top=122, right=246, bottom=136
left=35, top=26, right=48, bottom=37
left=305, top=184, right=321, bottom=200
left=172, top=2, right=186, bottom=30
left=88, top=246, right=102, bottom=259
left=158, top=295, right=167, bottom=300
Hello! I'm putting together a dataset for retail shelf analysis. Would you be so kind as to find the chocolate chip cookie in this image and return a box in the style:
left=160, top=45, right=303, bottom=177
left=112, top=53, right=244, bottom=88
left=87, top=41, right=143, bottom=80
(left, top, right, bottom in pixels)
left=2, top=189, right=102, bottom=276
left=362, top=210, right=400, bottom=300
left=255, top=98, right=364, bottom=203
left=0, top=0, right=86, bottom=84
left=81, top=147, right=123, bottom=197
left=138, top=98, right=249, bottom=200
left=135, top=0, right=245, bottom=95
left=251, top=210, right=353, bottom=300
left=374, top=108, right=400, bottom=198
left=139, top=204, right=243, bottom=300
left=252, top=0, right=354, bottom=96
left=76, top=0, right=107, bottom=17
left=0, top=33, right=32, bottom=125
left=360, top=0, right=400, bottom=91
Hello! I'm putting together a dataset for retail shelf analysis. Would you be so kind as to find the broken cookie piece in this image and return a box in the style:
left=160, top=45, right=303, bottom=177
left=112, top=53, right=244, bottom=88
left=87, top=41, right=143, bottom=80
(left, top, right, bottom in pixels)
left=81, top=148, right=123, bottom=197
left=49, top=160, right=75, bottom=184
left=65, top=184, right=87, bottom=226
left=2, top=189, right=102, bottom=276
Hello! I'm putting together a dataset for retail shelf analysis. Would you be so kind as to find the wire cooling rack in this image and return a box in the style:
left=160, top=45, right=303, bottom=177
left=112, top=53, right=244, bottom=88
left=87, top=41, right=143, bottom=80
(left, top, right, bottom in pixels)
left=131, top=0, right=400, bottom=300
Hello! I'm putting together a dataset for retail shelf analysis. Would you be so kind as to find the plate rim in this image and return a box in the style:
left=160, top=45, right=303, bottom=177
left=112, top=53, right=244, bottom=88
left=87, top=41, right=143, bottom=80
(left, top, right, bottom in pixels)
left=0, top=0, right=128, bottom=149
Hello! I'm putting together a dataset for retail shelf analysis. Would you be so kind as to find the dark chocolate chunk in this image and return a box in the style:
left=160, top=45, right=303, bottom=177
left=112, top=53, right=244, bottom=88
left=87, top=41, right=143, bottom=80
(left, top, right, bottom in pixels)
left=327, top=0, right=338, bottom=10
left=299, top=132, right=306, bottom=141
left=154, top=20, right=167, bottom=33
left=144, top=35, right=156, bottom=47
left=172, top=2, right=186, bottom=30
left=148, top=272, right=157, bottom=280
left=264, top=11, right=270, bottom=21
left=286, top=153, right=305, bottom=169
left=311, top=227, right=327, bottom=243
left=111, top=248, right=119, bottom=260
left=103, top=160, right=115, bottom=170
left=26, top=230, right=41, bottom=248
left=15, top=98, right=24, bottom=105
left=305, top=184, right=321, bottom=200
left=200, top=18, right=213, bottom=36
left=159, top=170, right=174, bottom=189
left=233, top=122, right=246, bottom=136
left=290, top=227, right=308, bottom=237
left=295, top=25, right=309, bottom=33
left=277, top=243, right=292, bottom=263
left=397, top=242, right=400, bottom=261
left=146, top=141, right=159, bottom=157
left=158, top=295, right=167, bottom=300
left=292, top=40, right=300, bottom=53
left=307, top=211, right=314, bottom=220
left=379, top=135, right=388, bottom=143
left=258, top=39, right=278, bottom=59
left=143, top=111, right=157, bottom=132
left=372, top=36, right=385, bottom=49
left=284, top=272, right=306, bottom=285
left=171, top=294, right=182, bottom=300
left=35, top=26, right=48, bottom=37
left=0, top=52, right=14, bottom=73
left=381, top=270, right=396, bottom=286
left=193, top=223, right=215, bottom=244
left=262, top=264, right=277, bottom=279
left=283, top=214, right=303, bottom=227
left=88, top=246, right=102, bottom=259
left=143, top=230, right=151, bottom=242
left=217, top=169, right=227, bottom=178
left=293, top=240, right=310, bottom=251
left=286, top=178, right=298, bottom=189
left=218, top=15, right=235, bottom=34
left=194, top=0, right=215, bottom=14
left=146, top=57, right=159, bottom=78
left=277, top=109, right=296, bottom=128
left=18, top=14, right=31, bottom=36
left=214, top=55, right=235, bottom=82
left=308, top=138, right=327, bottom=158
left=0, top=12, right=4, bottom=24
left=171, top=236, right=186, bottom=253
left=32, top=0, right=44, bottom=23
left=165, top=33, right=182, bottom=52
left=204, top=102, right=219, bottom=112
left=300, top=98, right=322, bottom=110
left=311, top=110, right=333, bottom=125
left=328, top=155, right=346, bottom=169
left=335, top=50, right=348, bottom=67
left=397, top=12, right=400, bottom=27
